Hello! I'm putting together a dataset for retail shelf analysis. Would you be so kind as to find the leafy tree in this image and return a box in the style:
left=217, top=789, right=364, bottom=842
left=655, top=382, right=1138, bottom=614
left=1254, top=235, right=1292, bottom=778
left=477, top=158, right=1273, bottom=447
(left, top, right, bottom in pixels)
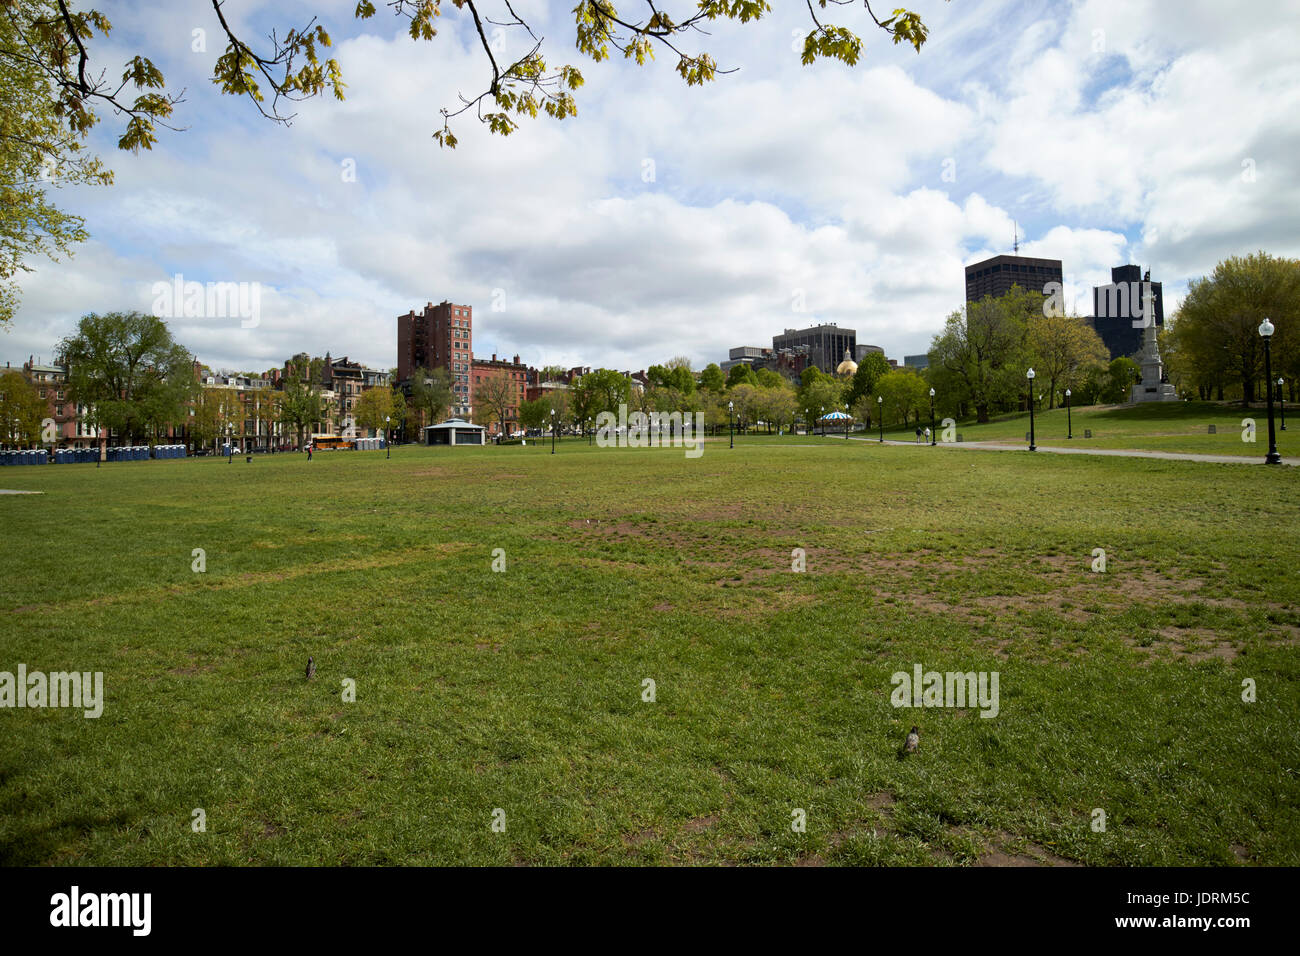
left=279, top=373, right=324, bottom=448
left=799, top=365, right=824, bottom=390
left=648, top=360, right=695, bottom=395
left=755, top=380, right=798, bottom=434
left=798, top=378, right=842, bottom=431
left=726, top=363, right=758, bottom=387
left=928, top=286, right=1037, bottom=422
left=0, top=0, right=113, bottom=326
left=354, top=385, right=400, bottom=435
left=573, top=368, right=630, bottom=417
left=539, top=365, right=569, bottom=383
left=472, top=368, right=519, bottom=440
left=0, top=369, right=44, bottom=445
left=190, top=386, right=238, bottom=451
left=700, top=389, right=729, bottom=435
left=408, top=366, right=454, bottom=428
left=1171, top=252, right=1300, bottom=406
left=845, top=351, right=890, bottom=408
left=58, top=311, right=196, bottom=443
left=518, top=397, right=548, bottom=433
left=875, top=368, right=929, bottom=427
left=1028, top=312, right=1109, bottom=408
left=755, top=367, right=784, bottom=389
left=248, top=386, right=280, bottom=449
left=698, top=363, right=726, bottom=393
left=1105, top=357, right=1139, bottom=404
left=728, top=382, right=760, bottom=433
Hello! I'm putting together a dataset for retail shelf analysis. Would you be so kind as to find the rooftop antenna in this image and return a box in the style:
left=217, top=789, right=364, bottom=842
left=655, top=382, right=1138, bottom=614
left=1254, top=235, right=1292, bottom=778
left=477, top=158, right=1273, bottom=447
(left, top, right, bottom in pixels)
left=1013, top=222, right=1019, bottom=255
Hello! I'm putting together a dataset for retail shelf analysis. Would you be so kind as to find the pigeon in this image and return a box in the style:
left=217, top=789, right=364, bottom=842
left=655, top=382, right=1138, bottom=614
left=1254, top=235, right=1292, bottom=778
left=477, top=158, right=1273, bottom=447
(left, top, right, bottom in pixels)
left=902, top=726, right=920, bottom=756
left=305, top=656, right=316, bottom=680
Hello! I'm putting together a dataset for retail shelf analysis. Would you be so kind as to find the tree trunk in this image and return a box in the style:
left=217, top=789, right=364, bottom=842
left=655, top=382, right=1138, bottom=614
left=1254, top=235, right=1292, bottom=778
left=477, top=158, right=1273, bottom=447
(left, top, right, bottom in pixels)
left=976, top=403, right=990, bottom=423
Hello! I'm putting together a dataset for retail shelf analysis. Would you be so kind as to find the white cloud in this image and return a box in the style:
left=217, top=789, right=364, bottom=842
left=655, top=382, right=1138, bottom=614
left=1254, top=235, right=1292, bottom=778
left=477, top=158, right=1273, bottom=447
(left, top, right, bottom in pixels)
left=8, top=0, right=1300, bottom=374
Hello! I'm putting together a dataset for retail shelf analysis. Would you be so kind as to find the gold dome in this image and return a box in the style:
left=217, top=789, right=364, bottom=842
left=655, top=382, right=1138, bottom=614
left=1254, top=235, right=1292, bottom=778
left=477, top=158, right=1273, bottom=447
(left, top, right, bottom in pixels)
left=835, top=349, right=858, bottom=376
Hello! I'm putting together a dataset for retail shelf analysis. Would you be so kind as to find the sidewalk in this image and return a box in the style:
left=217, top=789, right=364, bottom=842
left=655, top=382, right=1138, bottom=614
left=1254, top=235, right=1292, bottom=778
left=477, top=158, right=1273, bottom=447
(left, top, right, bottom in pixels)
left=845, top=436, right=1293, bottom=466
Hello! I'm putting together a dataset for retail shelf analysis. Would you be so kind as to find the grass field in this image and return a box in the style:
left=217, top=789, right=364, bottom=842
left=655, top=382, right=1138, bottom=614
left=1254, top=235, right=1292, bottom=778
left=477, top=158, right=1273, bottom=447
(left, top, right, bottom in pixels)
left=856, top=400, right=1292, bottom=458
left=1, top=433, right=1298, bottom=865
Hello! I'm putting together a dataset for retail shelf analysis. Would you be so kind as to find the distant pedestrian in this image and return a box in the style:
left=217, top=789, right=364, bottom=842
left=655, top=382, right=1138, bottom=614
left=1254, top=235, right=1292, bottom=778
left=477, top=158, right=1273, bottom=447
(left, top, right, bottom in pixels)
left=925, top=427, right=931, bottom=443
left=306, top=444, right=313, bottom=462
left=914, top=427, right=922, bottom=444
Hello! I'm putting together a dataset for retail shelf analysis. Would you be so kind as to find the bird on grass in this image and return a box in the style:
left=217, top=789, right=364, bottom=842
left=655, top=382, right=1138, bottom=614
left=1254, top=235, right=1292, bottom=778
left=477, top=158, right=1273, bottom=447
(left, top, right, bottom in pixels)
left=305, top=656, right=316, bottom=680
left=900, top=726, right=920, bottom=757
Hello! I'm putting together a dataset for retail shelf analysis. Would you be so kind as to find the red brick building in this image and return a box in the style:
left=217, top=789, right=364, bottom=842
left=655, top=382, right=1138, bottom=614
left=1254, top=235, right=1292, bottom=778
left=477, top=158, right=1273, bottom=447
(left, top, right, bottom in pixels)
left=471, top=353, right=529, bottom=438
left=397, top=300, right=473, bottom=417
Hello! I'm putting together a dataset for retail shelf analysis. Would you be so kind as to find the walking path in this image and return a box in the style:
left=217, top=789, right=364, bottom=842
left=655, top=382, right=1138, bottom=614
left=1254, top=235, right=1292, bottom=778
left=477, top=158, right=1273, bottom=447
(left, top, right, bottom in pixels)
left=0, top=489, right=44, bottom=494
left=844, top=436, right=1292, bottom=466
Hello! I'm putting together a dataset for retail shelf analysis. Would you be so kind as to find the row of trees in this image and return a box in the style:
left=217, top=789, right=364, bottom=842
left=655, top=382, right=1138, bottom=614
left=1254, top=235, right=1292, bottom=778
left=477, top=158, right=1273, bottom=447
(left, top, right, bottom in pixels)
left=926, top=287, right=1110, bottom=423
left=31, top=311, right=407, bottom=449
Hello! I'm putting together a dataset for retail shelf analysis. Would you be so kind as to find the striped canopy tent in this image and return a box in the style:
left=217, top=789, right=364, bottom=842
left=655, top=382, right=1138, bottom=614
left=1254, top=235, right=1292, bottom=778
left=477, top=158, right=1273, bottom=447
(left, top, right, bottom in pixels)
left=820, top=410, right=852, bottom=421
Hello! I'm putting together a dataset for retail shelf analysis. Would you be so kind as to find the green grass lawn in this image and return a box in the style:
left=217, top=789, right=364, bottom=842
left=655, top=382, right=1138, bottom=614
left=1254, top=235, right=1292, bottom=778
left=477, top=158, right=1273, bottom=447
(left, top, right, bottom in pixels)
left=852, top=400, right=1292, bottom=457
left=1, top=437, right=1297, bottom=865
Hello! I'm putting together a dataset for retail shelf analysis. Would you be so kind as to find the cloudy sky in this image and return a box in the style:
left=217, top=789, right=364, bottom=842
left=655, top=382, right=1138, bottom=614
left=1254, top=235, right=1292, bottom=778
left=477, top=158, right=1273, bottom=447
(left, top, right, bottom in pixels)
left=6, top=0, right=1299, bottom=375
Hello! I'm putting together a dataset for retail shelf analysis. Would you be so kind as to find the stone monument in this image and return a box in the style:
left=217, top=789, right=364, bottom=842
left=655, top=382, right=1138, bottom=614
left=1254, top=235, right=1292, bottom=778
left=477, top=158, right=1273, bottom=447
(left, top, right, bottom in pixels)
left=1130, top=272, right=1178, bottom=403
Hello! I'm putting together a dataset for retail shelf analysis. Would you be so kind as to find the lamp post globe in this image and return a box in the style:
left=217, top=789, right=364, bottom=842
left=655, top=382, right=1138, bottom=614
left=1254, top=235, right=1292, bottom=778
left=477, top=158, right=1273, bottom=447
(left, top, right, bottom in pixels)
left=1026, top=368, right=1037, bottom=452
left=1259, top=318, right=1281, bottom=463
left=928, top=387, right=936, bottom=446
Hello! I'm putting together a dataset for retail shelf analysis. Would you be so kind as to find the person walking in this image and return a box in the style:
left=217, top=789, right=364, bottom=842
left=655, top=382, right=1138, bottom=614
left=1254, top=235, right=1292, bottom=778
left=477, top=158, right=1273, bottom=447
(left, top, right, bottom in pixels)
left=307, top=443, right=313, bottom=462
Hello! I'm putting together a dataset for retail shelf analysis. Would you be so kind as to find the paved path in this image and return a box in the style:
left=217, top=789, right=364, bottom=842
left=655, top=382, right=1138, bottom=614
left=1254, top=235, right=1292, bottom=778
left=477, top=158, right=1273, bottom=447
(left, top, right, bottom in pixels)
left=0, top=489, right=43, bottom=494
left=844, top=436, right=1292, bottom=466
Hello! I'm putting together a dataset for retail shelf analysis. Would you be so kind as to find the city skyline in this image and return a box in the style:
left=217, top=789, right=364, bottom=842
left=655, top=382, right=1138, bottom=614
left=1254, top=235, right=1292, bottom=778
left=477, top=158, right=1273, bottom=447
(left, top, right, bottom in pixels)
left=4, top=1, right=1297, bottom=376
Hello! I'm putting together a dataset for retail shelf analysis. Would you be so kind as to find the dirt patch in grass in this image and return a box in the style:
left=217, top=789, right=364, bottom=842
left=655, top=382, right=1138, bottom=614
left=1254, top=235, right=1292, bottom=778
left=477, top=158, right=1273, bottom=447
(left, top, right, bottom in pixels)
left=168, top=663, right=215, bottom=676
left=1146, top=626, right=1240, bottom=662
left=682, top=813, right=720, bottom=833
left=971, top=831, right=1079, bottom=867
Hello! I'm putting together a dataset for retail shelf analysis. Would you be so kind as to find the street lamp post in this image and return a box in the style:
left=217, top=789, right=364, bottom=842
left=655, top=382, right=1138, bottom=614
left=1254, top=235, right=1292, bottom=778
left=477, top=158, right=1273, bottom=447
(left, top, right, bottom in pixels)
left=1278, top=377, right=1287, bottom=431
left=929, top=387, right=936, bottom=446
left=728, top=400, right=734, bottom=449
left=550, top=408, right=556, bottom=455
left=1065, top=388, right=1072, bottom=439
left=227, top=423, right=233, bottom=463
left=588, top=418, right=593, bottom=445
left=1026, top=368, right=1037, bottom=452
left=877, top=396, right=884, bottom=443
left=385, top=416, right=391, bottom=458
left=1260, top=319, right=1281, bottom=464
left=844, top=403, right=849, bottom=440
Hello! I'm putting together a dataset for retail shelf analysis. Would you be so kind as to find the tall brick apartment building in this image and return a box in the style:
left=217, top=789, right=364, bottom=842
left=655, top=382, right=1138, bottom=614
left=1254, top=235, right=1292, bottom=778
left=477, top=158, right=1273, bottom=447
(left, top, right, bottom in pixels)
left=397, top=301, right=474, bottom=417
